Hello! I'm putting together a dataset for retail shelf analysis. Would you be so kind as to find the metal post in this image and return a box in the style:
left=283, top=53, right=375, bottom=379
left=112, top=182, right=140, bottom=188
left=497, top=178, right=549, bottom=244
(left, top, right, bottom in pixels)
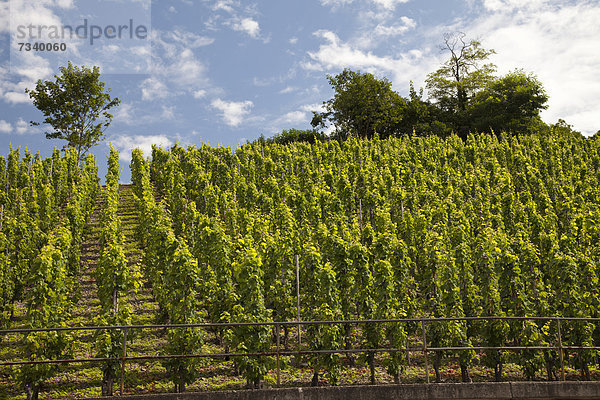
left=121, top=327, right=127, bottom=395
left=276, top=323, right=281, bottom=386
left=421, top=320, right=429, bottom=384
left=296, top=255, right=301, bottom=355
left=556, top=318, right=565, bottom=381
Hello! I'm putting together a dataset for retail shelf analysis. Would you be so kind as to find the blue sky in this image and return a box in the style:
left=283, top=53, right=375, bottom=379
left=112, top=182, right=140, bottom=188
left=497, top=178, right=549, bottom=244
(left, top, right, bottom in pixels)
left=1, top=0, right=600, bottom=181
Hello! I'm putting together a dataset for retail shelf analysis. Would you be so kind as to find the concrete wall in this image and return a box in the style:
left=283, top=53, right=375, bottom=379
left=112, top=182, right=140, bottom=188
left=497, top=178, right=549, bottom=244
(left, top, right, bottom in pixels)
left=86, top=382, right=600, bottom=400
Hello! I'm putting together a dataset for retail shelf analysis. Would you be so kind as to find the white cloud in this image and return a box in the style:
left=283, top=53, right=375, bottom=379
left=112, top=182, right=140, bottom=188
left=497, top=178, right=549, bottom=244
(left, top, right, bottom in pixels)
left=140, top=77, right=169, bottom=101
left=211, top=98, right=254, bottom=127
left=304, top=30, right=433, bottom=88
left=0, top=52, right=53, bottom=104
left=114, top=103, right=134, bottom=123
left=139, top=30, right=211, bottom=101
left=301, top=103, right=327, bottom=113
left=289, top=37, right=298, bottom=45
left=277, top=111, right=307, bottom=126
left=193, top=89, right=207, bottom=99
left=231, top=17, right=261, bottom=38
left=15, top=118, right=32, bottom=135
left=460, top=0, right=600, bottom=135
left=0, top=120, right=12, bottom=134
left=164, top=30, right=214, bottom=48
left=110, top=134, right=174, bottom=162
left=279, top=86, right=297, bottom=94
left=321, top=0, right=409, bottom=10
left=212, top=0, right=236, bottom=13
left=161, top=105, right=176, bottom=120
left=373, top=17, right=416, bottom=37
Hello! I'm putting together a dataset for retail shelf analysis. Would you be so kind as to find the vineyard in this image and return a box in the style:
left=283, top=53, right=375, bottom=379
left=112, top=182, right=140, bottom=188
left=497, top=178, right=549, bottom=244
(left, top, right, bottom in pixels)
left=1, top=131, right=600, bottom=398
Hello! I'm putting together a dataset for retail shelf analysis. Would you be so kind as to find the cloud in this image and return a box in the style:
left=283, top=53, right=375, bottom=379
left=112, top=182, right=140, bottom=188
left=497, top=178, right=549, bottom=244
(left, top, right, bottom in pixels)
left=211, top=98, right=254, bottom=127
left=321, top=0, right=409, bottom=10
left=212, top=0, right=236, bottom=13
left=139, top=30, right=212, bottom=101
left=231, top=17, right=260, bottom=38
left=110, top=134, right=174, bottom=161
left=0, top=52, right=54, bottom=104
left=15, top=118, right=30, bottom=135
left=301, top=103, right=327, bottom=113
left=373, top=17, right=417, bottom=37
left=276, top=111, right=308, bottom=126
left=140, top=77, right=169, bottom=101
left=193, top=89, right=207, bottom=99
left=114, top=103, right=134, bottom=124
left=0, top=120, right=12, bottom=134
left=161, top=105, right=176, bottom=120
left=458, top=0, right=600, bottom=135
left=304, top=30, right=433, bottom=89
left=279, top=86, right=297, bottom=94
left=163, top=30, right=214, bottom=48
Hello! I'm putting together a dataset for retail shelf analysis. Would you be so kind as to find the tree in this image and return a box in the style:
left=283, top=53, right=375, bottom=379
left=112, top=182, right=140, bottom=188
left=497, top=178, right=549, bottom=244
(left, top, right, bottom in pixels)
left=396, top=82, right=452, bottom=137
left=311, top=69, right=405, bottom=139
left=426, top=32, right=496, bottom=135
left=468, top=70, right=548, bottom=134
left=27, top=62, right=120, bottom=163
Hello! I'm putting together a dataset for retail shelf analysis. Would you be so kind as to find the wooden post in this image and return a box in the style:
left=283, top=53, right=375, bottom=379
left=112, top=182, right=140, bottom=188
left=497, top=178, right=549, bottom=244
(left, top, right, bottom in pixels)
left=421, top=320, right=429, bottom=384
left=296, top=255, right=301, bottom=356
left=120, top=327, right=127, bottom=395
left=557, top=318, right=565, bottom=381
left=276, top=323, right=281, bottom=386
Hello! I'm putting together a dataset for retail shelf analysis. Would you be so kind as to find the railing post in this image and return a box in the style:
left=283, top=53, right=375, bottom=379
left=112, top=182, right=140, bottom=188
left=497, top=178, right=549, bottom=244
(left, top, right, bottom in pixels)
left=276, top=323, right=281, bottom=386
left=421, top=320, right=429, bottom=384
left=121, top=327, right=127, bottom=395
left=296, top=255, right=302, bottom=367
left=556, top=318, right=565, bottom=381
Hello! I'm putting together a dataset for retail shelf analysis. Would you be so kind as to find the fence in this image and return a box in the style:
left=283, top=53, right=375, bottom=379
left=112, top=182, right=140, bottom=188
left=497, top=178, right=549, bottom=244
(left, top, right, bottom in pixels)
left=2, top=316, right=600, bottom=395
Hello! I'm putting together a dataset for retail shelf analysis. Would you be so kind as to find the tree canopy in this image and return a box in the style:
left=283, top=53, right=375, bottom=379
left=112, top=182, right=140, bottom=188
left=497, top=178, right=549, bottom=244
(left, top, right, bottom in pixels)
left=27, top=62, right=120, bottom=163
left=311, top=69, right=405, bottom=139
left=468, top=70, right=549, bottom=134
left=282, top=32, right=564, bottom=141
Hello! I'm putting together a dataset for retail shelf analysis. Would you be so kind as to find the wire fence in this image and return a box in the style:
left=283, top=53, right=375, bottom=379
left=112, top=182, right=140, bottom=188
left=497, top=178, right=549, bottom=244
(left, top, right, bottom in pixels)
left=2, top=316, right=600, bottom=395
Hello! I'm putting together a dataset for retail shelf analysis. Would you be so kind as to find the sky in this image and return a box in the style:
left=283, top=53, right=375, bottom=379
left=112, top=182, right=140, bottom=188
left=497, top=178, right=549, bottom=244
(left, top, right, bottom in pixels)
left=1, top=0, right=600, bottom=181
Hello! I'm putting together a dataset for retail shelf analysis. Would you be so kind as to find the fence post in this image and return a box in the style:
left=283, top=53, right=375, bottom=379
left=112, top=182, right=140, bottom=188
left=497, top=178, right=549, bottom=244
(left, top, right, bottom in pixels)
left=556, top=318, right=565, bottom=381
left=421, top=320, right=429, bottom=384
left=121, top=327, right=127, bottom=396
left=296, top=255, right=302, bottom=367
left=276, top=323, right=281, bottom=386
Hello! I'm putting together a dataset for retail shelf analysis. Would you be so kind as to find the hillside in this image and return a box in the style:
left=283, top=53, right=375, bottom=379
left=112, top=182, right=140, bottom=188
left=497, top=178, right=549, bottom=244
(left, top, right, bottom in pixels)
left=2, top=132, right=600, bottom=398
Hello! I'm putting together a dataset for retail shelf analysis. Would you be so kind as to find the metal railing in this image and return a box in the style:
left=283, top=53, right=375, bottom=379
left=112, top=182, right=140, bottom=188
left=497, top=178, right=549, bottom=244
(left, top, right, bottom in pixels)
left=2, top=316, right=600, bottom=394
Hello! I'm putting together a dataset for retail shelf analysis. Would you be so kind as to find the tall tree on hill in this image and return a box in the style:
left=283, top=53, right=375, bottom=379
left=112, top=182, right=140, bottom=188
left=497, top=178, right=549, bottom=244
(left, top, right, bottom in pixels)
left=26, top=62, right=120, bottom=164
left=426, top=32, right=496, bottom=136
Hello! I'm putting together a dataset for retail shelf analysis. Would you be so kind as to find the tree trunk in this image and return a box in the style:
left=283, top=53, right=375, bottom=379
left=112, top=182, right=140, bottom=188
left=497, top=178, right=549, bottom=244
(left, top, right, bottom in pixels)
left=311, top=371, right=319, bottom=386
left=494, top=359, right=503, bottom=382
left=344, top=323, right=355, bottom=367
left=580, top=355, right=591, bottom=381
left=434, top=352, right=441, bottom=383
left=101, top=369, right=114, bottom=396
left=283, top=324, right=289, bottom=350
left=545, top=351, right=556, bottom=381
left=369, top=352, right=376, bottom=384
left=460, top=363, right=471, bottom=382
left=26, top=385, right=40, bottom=400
